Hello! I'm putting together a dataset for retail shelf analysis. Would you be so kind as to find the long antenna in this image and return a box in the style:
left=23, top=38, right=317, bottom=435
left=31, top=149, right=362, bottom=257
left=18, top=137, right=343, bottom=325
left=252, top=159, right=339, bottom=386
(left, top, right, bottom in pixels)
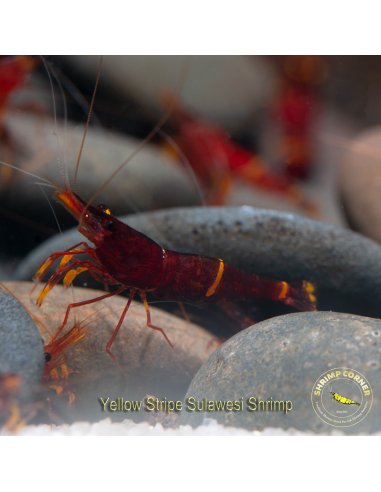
left=0, top=160, right=57, bottom=187
left=53, top=67, right=102, bottom=128
left=49, top=62, right=69, bottom=180
left=72, top=55, right=103, bottom=186
left=86, top=56, right=190, bottom=208
left=41, top=56, right=68, bottom=189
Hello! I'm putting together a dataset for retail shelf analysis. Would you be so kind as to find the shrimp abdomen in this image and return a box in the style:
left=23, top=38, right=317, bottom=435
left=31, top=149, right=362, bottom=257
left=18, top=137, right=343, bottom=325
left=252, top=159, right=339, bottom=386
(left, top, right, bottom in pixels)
left=155, top=251, right=317, bottom=311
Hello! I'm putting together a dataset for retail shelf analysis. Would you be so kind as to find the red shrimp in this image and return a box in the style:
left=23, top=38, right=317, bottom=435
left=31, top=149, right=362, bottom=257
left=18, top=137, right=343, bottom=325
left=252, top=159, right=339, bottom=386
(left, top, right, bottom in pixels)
left=0, top=56, right=38, bottom=184
left=274, top=55, right=326, bottom=179
left=0, top=56, right=36, bottom=111
left=161, top=93, right=317, bottom=215
left=33, top=189, right=317, bottom=359
left=43, top=321, right=88, bottom=404
left=44, top=321, right=87, bottom=377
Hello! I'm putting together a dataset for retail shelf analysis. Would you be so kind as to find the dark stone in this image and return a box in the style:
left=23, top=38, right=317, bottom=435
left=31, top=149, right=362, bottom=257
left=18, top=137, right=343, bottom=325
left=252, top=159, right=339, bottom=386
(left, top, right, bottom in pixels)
left=14, top=206, right=381, bottom=318
left=0, top=286, right=44, bottom=407
left=340, top=126, right=381, bottom=243
left=181, top=312, right=381, bottom=434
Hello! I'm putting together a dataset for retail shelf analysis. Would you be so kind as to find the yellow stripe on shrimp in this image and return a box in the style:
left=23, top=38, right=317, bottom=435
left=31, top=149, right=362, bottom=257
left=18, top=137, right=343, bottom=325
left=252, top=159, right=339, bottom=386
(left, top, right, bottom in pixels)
left=206, top=259, right=225, bottom=297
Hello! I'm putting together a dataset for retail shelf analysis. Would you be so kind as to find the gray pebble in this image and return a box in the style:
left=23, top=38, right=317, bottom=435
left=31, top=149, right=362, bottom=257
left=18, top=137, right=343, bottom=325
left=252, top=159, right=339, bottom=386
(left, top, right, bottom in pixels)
left=0, top=286, right=44, bottom=406
left=181, top=312, right=381, bottom=434
left=340, top=126, right=381, bottom=243
left=63, top=56, right=277, bottom=129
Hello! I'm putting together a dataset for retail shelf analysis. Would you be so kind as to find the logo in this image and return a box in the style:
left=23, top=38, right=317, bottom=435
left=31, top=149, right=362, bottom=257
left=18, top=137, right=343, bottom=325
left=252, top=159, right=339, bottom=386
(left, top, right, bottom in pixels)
left=311, top=367, right=372, bottom=427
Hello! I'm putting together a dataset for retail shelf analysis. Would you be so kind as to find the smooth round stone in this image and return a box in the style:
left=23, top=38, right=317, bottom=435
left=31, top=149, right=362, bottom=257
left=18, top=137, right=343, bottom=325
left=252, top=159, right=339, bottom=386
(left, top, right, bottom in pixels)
left=0, top=285, right=44, bottom=405
left=182, top=312, right=381, bottom=434
left=14, top=206, right=381, bottom=318
left=63, top=56, right=277, bottom=128
left=0, top=112, right=198, bottom=219
left=340, top=127, right=381, bottom=243
left=3, top=282, right=216, bottom=423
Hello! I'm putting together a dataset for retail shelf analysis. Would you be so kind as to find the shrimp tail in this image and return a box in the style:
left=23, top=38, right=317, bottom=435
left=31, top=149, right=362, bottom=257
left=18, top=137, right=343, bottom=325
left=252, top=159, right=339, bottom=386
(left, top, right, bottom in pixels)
left=283, top=280, right=317, bottom=312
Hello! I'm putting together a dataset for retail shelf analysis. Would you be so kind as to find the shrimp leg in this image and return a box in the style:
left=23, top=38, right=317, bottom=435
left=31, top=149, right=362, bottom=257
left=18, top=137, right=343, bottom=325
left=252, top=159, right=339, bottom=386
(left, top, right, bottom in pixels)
left=106, top=288, right=136, bottom=360
left=36, top=258, right=108, bottom=306
left=141, top=292, right=174, bottom=348
left=52, top=285, right=127, bottom=343
left=34, top=241, right=96, bottom=281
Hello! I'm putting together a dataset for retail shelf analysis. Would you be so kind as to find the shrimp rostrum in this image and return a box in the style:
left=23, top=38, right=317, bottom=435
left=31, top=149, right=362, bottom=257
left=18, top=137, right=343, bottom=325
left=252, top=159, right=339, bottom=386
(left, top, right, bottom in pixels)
left=34, top=188, right=317, bottom=358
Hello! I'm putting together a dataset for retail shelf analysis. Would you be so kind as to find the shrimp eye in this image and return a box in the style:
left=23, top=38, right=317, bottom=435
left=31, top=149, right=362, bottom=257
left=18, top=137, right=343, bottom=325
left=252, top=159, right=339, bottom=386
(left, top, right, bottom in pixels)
left=98, top=204, right=112, bottom=215
left=44, top=352, right=52, bottom=363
